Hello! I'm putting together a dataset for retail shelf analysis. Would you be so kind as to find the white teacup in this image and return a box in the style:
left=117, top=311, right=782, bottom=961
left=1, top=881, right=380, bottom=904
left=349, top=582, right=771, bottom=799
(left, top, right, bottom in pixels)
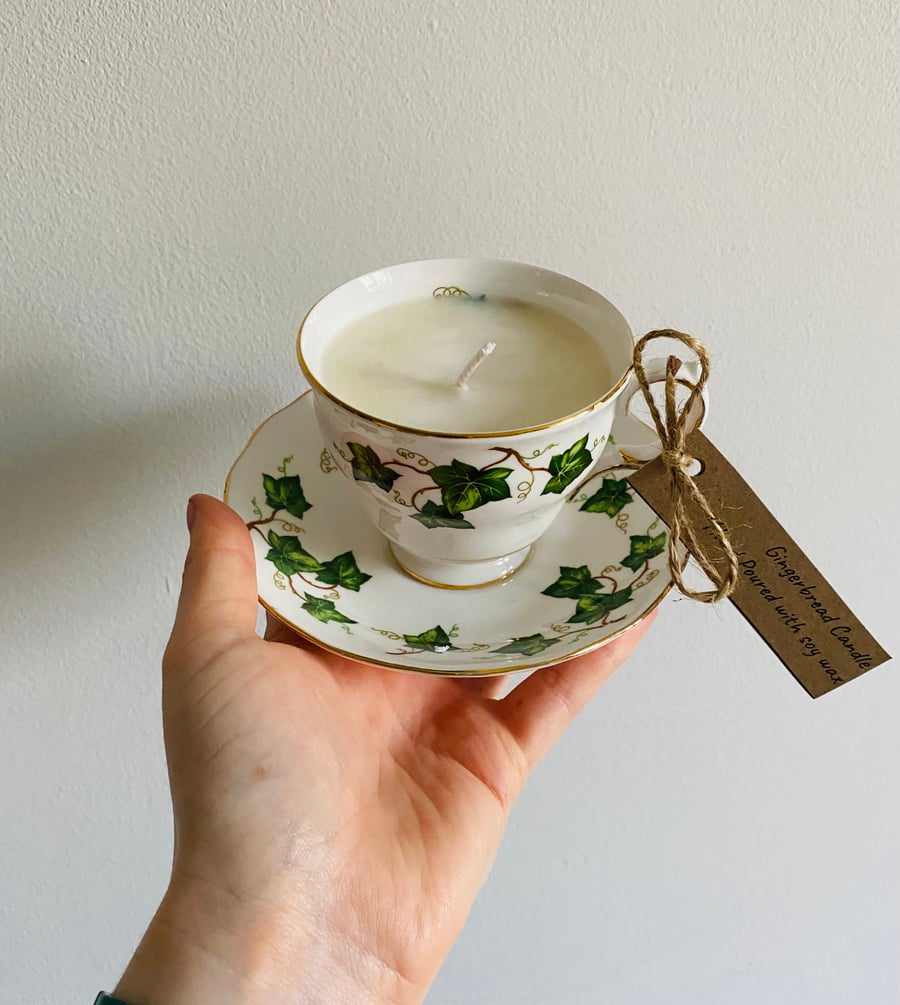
left=298, top=259, right=690, bottom=589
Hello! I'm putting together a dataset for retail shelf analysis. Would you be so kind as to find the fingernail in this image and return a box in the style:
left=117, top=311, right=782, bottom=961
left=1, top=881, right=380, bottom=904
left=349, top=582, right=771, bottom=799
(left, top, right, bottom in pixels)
left=186, top=496, right=197, bottom=532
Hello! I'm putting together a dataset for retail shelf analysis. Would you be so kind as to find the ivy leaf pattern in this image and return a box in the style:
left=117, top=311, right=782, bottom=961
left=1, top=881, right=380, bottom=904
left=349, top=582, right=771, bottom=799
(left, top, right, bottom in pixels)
left=315, top=551, right=372, bottom=592
left=347, top=442, right=400, bottom=493
left=567, top=588, right=634, bottom=624
left=264, top=531, right=325, bottom=576
left=541, top=435, right=593, bottom=495
left=410, top=500, right=476, bottom=530
left=429, top=459, right=513, bottom=515
left=541, top=565, right=604, bottom=599
left=249, top=431, right=664, bottom=658
left=402, top=625, right=456, bottom=653
left=579, top=478, right=633, bottom=517
left=301, top=593, right=356, bottom=625
left=262, top=473, right=312, bottom=519
left=493, top=634, right=563, bottom=656
left=621, top=532, right=667, bottom=572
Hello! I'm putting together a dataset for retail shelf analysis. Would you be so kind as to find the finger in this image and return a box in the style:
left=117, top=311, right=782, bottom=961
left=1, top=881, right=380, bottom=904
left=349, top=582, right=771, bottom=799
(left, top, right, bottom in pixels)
left=495, top=612, right=657, bottom=769
left=452, top=674, right=511, bottom=700
left=164, top=495, right=259, bottom=674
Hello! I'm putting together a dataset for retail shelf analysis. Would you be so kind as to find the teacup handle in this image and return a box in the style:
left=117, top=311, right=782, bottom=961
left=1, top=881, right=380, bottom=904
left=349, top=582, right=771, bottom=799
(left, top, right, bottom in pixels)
left=599, top=356, right=708, bottom=468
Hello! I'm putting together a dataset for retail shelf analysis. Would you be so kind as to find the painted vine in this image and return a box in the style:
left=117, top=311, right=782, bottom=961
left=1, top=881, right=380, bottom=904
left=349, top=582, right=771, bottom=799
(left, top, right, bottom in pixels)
left=247, top=458, right=368, bottom=630
left=247, top=449, right=667, bottom=663
left=328, top=433, right=606, bottom=530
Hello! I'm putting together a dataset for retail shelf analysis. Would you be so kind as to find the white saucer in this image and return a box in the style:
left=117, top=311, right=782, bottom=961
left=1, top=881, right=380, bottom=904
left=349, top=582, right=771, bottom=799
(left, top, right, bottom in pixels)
left=224, top=392, right=674, bottom=676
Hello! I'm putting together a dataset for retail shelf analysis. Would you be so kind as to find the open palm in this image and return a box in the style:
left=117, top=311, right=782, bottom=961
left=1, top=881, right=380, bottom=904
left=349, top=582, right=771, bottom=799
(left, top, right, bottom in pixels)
left=120, top=494, right=653, bottom=1005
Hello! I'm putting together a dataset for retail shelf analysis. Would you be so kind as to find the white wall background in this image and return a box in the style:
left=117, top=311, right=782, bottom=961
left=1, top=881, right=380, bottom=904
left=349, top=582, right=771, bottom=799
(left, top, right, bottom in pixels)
left=2, top=2, right=898, bottom=1001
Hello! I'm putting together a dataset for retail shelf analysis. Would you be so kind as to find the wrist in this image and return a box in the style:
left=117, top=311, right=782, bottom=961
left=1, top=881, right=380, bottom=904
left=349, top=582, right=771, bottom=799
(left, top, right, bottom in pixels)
left=114, top=871, right=421, bottom=1005
left=113, top=880, right=281, bottom=1005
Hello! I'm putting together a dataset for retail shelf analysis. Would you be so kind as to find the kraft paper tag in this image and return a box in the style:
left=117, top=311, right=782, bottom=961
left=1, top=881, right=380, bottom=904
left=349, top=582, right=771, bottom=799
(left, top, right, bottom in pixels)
left=628, top=430, right=891, bottom=698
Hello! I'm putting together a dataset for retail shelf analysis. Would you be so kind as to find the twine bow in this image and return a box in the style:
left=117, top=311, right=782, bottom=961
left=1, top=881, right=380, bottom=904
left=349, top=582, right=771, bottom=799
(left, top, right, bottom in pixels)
left=632, top=330, right=739, bottom=603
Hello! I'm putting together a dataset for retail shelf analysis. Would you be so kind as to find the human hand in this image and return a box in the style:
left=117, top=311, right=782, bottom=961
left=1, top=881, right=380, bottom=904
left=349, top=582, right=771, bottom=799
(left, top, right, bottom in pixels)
left=115, top=494, right=655, bottom=1005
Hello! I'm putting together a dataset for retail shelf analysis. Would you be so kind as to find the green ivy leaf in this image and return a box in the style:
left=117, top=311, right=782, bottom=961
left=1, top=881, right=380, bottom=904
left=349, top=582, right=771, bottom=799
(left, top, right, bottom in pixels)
left=567, top=587, right=634, bottom=624
left=410, top=500, right=476, bottom=530
left=262, top=473, right=312, bottom=519
left=347, top=442, right=400, bottom=493
left=264, top=531, right=325, bottom=576
left=402, top=625, right=456, bottom=653
left=541, top=435, right=593, bottom=495
left=429, top=459, right=512, bottom=514
left=579, top=478, right=632, bottom=517
left=301, top=592, right=356, bottom=625
left=493, top=634, right=563, bottom=656
left=315, top=551, right=372, bottom=592
left=541, top=565, right=603, bottom=599
left=621, top=532, right=667, bottom=572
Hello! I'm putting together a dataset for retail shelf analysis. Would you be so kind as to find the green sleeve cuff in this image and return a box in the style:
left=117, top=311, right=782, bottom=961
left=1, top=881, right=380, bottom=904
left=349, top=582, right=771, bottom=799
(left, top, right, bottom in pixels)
left=94, top=995, right=132, bottom=1005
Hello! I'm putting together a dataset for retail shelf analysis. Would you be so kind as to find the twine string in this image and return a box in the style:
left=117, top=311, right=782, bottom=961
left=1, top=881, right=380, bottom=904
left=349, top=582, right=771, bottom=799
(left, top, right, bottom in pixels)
left=632, top=329, right=739, bottom=603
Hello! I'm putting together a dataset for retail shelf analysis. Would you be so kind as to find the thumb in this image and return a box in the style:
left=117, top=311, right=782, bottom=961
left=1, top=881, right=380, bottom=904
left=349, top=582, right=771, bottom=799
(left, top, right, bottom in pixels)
left=164, top=494, right=259, bottom=676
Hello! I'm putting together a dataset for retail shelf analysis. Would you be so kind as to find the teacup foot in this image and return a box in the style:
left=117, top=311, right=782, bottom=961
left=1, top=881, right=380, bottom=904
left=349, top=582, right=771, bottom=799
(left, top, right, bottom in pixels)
left=389, top=542, right=532, bottom=590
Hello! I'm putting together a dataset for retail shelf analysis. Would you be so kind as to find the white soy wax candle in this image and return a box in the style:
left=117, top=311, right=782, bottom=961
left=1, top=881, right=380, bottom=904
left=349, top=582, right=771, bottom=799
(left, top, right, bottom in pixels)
left=318, top=295, right=612, bottom=433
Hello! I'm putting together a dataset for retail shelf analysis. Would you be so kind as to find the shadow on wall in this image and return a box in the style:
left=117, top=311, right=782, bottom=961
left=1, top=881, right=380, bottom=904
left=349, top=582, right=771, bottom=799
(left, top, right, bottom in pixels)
left=0, top=356, right=274, bottom=596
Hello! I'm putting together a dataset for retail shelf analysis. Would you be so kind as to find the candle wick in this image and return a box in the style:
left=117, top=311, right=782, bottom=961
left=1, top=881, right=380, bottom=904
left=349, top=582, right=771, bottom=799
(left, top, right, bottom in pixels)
left=454, top=342, right=497, bottom=390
